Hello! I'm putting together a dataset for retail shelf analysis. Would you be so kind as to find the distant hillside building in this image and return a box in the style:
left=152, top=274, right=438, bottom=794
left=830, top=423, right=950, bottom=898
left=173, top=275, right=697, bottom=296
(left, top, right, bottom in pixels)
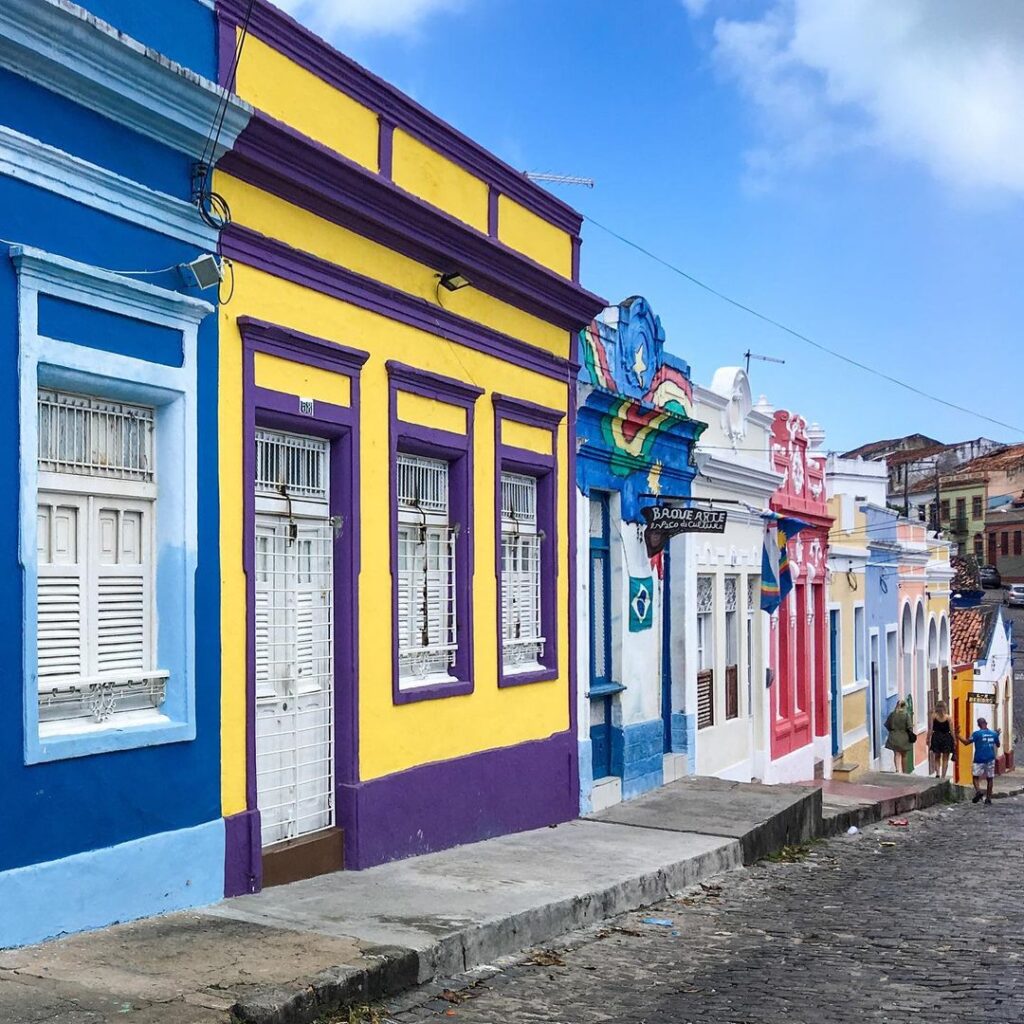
left=903, top=443, right=1024, bottom=558
left=842, top=434, right=1002, bottom=512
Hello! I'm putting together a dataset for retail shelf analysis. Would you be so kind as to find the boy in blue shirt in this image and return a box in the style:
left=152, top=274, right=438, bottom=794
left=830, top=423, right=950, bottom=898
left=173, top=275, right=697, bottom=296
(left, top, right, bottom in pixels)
left=958, top=717, right=1001, bottom=805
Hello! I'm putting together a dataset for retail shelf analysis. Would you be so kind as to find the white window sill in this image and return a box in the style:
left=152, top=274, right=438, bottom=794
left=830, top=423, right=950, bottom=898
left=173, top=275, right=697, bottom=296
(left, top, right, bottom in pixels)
left=39, top=708, right=171, bottom=739
left=502, top=659, right=545, bottom=676
left=398, top=671, right=458, bottom=690
left=842, top=679, right=870, bottom=696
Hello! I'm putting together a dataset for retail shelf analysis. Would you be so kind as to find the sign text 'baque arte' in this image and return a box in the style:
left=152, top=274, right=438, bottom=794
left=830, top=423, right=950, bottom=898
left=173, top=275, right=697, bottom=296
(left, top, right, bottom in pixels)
left=641, top=504, right=728, bottom=556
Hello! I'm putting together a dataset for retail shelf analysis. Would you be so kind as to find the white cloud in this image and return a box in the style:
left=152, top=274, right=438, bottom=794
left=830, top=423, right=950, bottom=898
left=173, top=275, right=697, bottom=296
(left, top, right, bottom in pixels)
left=700, top=0, right=1024, bottom=194
left=679, top=0, right=710, bottom=17
left=276, top=0, right=466, bottom=36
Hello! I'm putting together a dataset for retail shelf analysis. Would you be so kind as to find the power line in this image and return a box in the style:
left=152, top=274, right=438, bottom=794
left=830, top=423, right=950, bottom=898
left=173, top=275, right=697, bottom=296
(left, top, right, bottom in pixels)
left=582, top=214, right=1024, bottom=438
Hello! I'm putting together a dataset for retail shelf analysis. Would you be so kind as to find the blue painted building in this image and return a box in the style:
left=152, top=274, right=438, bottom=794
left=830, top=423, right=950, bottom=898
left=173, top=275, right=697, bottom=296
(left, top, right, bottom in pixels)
left=575, top=297, right=705, bottom=812
left=0, top=0, right=248, bottom=946
left=864, top=504, right=902, bottom=765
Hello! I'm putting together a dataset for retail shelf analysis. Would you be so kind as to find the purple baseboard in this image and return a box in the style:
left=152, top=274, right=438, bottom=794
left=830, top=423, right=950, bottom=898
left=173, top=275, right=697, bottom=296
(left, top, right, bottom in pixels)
left=338, top=731, right=578, bottom=869
left=224, top=808, right=262, bottom=896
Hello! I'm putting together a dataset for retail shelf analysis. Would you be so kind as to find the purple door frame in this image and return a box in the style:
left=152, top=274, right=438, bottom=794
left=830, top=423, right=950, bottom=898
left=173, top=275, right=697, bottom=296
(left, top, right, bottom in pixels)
left=224, top=317, right=368, bottom=896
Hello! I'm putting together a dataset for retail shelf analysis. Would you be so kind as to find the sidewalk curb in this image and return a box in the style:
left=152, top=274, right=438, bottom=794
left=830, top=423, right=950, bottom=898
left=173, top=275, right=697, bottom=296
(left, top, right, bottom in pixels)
left=229, top=838, right=743, bottom=1024
left=819, top=779, right=964, bottom=838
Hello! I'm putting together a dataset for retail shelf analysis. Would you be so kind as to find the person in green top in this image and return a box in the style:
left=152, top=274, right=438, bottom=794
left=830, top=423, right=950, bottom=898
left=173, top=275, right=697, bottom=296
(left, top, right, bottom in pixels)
left=885, top=699, right=914, bottom=773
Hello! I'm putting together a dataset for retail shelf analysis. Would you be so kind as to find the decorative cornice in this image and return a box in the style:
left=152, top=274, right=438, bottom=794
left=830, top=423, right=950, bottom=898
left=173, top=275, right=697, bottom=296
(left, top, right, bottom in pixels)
left=11, top=245, right=213, bottom=325
left=693, top=453, right=781, bottom=499
left=222, top=224, right=573, bottom=383
left=0, top=0, right=251, bottom=160
left=219, top=112, right=604, bottom=332
left=493, top=393, right=565, bottom=430
left=0, top=124, right=217, bottom=249
left=217, top=0, right=581, bottom=236
left=237, top=316, right=369, bottom=373
left=386, top=360, right=484, bottom=406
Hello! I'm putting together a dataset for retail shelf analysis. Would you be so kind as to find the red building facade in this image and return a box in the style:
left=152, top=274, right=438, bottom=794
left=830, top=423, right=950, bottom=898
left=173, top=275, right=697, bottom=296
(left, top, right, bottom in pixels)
left=766, top=411, right=833, bottom=780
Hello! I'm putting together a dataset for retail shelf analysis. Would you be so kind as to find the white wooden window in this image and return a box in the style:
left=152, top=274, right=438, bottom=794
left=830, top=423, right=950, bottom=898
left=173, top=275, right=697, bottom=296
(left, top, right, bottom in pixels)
left=696, top=574, right=714, bottom=729
left=36, top=389, right=165, bottom=733
left=500, top=472, right=544, bottom=672
left=396, top=453, right=458, bottom=684
left=696, top=575, right=714, bottom=672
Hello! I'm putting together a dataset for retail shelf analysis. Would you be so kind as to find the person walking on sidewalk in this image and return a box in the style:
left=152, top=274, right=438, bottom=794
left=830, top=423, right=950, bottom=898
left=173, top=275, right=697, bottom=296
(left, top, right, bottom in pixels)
left=885, top=699, right=914, bottom=774
left=927, top=701, right=956, bottom=780
left=958, top=717, right=1001, bottom=805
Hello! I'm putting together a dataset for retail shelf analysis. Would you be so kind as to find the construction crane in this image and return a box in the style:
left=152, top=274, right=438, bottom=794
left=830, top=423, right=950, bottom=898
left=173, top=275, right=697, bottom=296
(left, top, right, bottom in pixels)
left=524, top=172, right=595, bottom=188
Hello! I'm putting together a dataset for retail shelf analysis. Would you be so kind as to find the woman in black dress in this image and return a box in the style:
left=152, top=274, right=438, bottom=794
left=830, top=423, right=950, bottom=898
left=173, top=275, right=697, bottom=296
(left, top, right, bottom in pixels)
left=928, top=701, right=956, bottom=779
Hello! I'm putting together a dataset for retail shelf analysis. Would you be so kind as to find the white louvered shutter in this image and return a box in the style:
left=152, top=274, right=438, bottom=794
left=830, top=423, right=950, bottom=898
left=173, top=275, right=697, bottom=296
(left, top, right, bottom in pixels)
left=35, top=389, right=165, bottom=730
left=93, top=505, right=148, bottom=675
left=36, top=499, right=85, bottom=686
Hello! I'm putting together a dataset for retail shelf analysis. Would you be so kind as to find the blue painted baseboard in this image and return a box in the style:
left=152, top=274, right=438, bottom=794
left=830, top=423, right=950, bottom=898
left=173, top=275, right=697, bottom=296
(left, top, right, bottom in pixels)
left=671, top=712, right=696, bottom=758
left=613, top=719, right=665, bottom=800
left=0, top=818, right=225, bottom=948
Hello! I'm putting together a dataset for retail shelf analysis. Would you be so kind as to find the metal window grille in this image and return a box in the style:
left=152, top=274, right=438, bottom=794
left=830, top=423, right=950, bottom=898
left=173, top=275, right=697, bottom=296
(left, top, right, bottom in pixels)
left=255, top=429, right=329, bottom=501
left=697, top=575, right=714, bottom=614
left=255, top=517, right=335, bottom=847
left=501, top=473, right=544, bottom=670
left=38, top=388, right=154, bottom=481
left=396, top=454, right=457, bottom=682
left=398, top=453, right=448, bottom=517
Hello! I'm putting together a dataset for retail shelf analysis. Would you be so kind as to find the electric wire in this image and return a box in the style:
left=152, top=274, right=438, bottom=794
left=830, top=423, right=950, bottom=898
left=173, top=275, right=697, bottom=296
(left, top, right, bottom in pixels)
left=193, top=0, right=256, bottom=230
left=582, top=213, right=1024, bottom=438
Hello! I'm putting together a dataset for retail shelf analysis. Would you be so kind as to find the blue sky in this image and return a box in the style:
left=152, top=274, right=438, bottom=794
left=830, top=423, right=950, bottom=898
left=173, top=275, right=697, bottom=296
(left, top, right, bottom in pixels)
left=277, top=0, right=1024, bottom=453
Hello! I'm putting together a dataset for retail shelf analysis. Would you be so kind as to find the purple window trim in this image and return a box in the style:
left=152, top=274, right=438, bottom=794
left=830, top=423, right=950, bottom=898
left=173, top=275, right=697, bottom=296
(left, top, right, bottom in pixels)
left=492, top=394, right=565, bottom=690
left=215, top=2, right=583, bottom=236
left=235, top=319, right=366, bottom=890
left=487, top=188, right=499, bottom=239
left=388, top=363, right=481, bottom=706
left=217, top=115, right=604, bottom=334
left=571, top=237, right=581, bottom=285
left=378, top=119, right=395, bottom=180
left=221, top=225, right=578, bottom=384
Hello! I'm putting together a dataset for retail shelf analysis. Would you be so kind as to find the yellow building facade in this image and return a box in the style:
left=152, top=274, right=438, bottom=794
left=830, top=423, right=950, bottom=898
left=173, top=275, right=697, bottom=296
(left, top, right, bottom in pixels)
left=214, top=0, right=603, bottom=890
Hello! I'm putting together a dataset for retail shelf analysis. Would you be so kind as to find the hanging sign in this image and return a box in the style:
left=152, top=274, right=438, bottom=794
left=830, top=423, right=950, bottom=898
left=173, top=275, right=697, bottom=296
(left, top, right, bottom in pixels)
left=967, top=691, right=996, bottom=703
left=641, top=504, right=728, bottom=556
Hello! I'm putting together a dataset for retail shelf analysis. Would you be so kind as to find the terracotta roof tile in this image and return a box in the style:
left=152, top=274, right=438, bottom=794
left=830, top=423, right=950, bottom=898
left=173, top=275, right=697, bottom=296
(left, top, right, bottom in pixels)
left=950, top=556, right=981, bottom=592
left=950, top=604, right=996, bottom=668
left=950, top=607, right=984, bottom=668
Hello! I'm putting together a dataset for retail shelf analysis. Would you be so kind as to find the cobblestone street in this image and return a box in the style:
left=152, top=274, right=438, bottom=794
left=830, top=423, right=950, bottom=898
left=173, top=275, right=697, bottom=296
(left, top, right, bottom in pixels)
left=381, top=798, right=1024, bottom=1024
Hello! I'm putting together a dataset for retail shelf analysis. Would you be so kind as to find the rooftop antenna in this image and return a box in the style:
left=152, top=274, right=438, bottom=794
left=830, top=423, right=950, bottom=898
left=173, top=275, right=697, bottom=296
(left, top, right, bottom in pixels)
left=524, top=172, right=595, bottom=188
left=744, top=350, right=785, bottom=376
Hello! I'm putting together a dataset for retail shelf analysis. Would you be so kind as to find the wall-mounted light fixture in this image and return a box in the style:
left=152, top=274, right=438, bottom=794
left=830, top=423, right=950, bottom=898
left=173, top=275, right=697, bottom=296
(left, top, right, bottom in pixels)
left=437, top=271, right=470, bottom=292
left=179, top=253, right=223, bottom=290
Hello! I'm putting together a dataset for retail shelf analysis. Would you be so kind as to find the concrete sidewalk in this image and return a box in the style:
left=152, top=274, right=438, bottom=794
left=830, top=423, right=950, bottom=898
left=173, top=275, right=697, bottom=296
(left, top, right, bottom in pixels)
left=0, top=773, right=980, bottom=1024
left=806, top=770, right=964, bottom=836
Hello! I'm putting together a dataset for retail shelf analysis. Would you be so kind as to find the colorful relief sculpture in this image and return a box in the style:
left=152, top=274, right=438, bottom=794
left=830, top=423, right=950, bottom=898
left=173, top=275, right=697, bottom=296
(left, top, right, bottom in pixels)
left=578, top=297, right=699, bottom=522
left=0, top=0, right=250, bottom=946
left=575, top=297, right=706, bottom=812
left=213, top=0, right=605, bottom=891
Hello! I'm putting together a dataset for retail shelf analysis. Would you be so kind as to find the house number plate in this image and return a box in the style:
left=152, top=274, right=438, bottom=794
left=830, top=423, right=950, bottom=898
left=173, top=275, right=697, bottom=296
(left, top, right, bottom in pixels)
left=299, top=397, right=315, bottom=416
